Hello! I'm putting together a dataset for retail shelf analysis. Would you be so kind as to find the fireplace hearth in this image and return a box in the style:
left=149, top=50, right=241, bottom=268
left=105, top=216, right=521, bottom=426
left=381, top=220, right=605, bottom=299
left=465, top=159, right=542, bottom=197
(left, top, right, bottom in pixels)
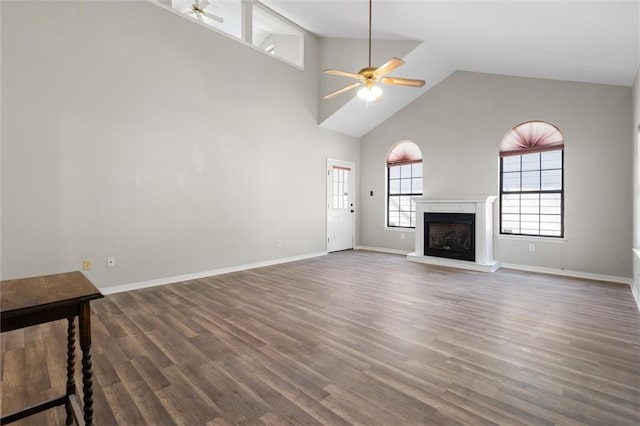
left=425, top=213, right=475, bottom=261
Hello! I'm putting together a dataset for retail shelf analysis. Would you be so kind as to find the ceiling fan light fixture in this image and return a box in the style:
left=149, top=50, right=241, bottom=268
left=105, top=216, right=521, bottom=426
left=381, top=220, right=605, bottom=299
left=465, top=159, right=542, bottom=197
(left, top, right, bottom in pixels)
left=321, top=0, right=425, bottom=101
left=357, top=84, right=383, bottom=101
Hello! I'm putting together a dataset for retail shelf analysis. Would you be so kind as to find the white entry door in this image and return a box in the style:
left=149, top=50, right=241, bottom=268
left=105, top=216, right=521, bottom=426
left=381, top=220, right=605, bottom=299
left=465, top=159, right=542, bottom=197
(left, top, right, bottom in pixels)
left=327, top=159, right=356, bottom=252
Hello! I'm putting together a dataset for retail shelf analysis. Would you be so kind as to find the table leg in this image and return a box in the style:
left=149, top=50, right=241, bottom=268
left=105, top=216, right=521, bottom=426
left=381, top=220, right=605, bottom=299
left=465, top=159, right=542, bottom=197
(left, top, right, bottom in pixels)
left=79, top=302, right=94, bottom=426
left=65, top=317, right=76, bottom=425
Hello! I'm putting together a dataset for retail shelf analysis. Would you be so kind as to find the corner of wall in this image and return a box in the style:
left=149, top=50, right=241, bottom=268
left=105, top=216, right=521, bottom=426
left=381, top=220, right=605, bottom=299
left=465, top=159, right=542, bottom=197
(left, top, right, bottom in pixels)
left=633, top=67, right=640, bottom=311
left=633, top=249, right=640, bottom=312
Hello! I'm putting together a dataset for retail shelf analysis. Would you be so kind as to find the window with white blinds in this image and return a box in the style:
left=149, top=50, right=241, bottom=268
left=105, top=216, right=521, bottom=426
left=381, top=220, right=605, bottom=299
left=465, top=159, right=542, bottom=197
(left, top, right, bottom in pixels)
left=499, top=121, right=564, bottom=238
left=387, top=141, right=423, bottom=228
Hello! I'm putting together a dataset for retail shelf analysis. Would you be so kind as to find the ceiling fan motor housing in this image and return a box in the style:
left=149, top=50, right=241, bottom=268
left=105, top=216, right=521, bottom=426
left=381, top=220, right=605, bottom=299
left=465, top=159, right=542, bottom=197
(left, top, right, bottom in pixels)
left=321, top=0, right=425, bottom=99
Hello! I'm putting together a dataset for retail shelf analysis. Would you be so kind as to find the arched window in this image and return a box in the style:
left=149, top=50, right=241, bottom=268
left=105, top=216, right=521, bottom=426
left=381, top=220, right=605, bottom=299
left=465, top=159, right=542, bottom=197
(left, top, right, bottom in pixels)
left=387, top=141, right=423, bottom=228
left=500, top=121, right=564, bottom=237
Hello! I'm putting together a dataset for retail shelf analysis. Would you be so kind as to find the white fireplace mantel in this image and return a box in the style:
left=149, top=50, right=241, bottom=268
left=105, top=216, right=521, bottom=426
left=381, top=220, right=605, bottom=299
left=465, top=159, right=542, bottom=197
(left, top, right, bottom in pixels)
left=407, top=195, right=501, bottom=272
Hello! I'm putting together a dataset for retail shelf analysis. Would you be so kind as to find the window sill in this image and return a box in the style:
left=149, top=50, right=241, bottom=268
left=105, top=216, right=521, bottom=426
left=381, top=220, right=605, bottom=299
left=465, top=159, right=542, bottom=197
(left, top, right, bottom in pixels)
left=496, top=234, right=566, bottom=243
left=385, top=227, right=416, bottom=233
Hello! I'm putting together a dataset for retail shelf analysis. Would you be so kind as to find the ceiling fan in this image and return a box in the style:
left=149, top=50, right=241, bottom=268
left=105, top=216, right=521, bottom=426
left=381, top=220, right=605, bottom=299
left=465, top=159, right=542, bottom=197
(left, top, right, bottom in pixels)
left=183, top=0, right=224, bottom=24
left=323, top=0, right=425, bottom=101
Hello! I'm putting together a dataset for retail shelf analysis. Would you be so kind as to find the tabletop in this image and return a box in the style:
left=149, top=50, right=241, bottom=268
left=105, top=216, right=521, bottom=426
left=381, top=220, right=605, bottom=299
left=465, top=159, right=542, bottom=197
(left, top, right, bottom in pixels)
left=1, top=271, right=103, bottom=318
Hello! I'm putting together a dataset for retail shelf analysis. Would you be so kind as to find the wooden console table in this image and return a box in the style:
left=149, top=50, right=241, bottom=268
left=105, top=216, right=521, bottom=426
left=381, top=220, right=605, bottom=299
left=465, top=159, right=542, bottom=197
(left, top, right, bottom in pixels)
left=1, top=271, right=104, bottom=425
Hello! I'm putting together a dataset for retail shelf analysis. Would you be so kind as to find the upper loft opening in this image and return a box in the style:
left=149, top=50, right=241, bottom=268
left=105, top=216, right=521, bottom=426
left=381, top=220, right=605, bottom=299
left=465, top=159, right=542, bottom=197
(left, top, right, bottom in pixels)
left=155, top=0, right=304, bottom=68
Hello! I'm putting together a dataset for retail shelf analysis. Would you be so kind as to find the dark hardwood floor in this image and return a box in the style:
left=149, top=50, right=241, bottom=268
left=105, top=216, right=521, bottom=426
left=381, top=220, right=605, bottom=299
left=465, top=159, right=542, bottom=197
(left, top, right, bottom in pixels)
left=2, top=250, right=640, bottom=425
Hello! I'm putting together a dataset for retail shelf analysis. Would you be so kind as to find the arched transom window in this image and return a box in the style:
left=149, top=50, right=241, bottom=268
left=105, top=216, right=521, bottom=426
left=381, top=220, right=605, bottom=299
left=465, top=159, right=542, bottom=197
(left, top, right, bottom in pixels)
left=387, top=141, right=423, bottom=228
left=500, top=121, right=564, bottom=237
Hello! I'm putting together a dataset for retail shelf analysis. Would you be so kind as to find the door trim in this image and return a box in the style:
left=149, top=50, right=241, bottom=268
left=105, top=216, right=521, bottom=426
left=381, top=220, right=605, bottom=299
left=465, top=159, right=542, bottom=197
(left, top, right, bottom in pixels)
left=326, top=158, right=356, bottom=252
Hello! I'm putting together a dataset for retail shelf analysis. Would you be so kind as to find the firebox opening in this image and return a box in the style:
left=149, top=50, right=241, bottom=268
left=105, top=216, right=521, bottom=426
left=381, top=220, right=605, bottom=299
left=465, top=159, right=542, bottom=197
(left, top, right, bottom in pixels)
left=424, top=213, right=475, bottom=262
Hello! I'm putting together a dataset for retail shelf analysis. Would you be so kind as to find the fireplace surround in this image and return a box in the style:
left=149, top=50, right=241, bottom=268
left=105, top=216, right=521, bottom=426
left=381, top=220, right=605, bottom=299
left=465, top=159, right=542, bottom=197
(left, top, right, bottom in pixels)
left=407, top=196, right=500, bottom=272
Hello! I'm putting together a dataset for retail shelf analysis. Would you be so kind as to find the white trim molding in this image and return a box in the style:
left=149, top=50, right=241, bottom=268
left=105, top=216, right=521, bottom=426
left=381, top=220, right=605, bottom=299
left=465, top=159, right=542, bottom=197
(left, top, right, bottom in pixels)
left=101, top=251, right=327, bottom=295
left=502, top=263, right=632, bottom=286
left=384, top=227, right=416, bottom=233
left=632, top=249, right=640, bottom=312
left=496, top=234, right=566, bottom=243
left=632, top=283, right=640, bottom=313
left=355, top=246, right=411, bottom=255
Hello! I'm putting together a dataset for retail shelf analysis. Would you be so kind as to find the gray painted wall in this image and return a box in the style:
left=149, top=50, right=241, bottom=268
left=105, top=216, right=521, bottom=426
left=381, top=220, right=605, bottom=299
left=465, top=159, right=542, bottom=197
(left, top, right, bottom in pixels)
left=632, top=67, right=640, bottom=302
left=360, top=71, right=633, bottom=278
left=1, top=1, right=359, bottom=289
left=634, top=68, right=640, bottom=249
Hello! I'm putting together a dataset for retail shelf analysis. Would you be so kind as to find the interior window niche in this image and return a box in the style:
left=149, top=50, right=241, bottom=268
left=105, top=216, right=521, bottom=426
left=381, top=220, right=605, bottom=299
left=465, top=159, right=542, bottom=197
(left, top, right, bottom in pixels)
left=154, top=0, right=303, bottom=68
left=163, top=0, right=242, bottom=39
left=252, top=3, right=304, bottom=67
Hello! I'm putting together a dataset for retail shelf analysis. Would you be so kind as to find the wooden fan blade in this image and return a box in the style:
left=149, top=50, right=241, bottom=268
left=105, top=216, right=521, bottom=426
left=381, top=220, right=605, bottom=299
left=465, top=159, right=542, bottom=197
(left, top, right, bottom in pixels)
left=374, top=58, right=405, bottom=77
left=381, top=76, right=425, bottom=87
left=203, top=11, right=224, bottom=23
left=323, top=82, right=361, bottom=99
left=324, top=69, right=361, bottom=79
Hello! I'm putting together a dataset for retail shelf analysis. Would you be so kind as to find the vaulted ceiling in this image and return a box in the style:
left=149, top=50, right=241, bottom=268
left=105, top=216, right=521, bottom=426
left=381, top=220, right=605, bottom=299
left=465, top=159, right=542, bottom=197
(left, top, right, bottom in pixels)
left=265, top=0, right=639, bottom=86
left=262, top=0, right=639, bottom=137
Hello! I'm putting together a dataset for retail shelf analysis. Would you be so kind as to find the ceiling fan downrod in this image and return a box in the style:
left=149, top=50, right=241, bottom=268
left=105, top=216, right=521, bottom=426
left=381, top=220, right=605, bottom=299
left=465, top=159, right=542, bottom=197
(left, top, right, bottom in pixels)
left=368, top=0, right=372, bottom=68
left=321, top=0, right=425, bottom=100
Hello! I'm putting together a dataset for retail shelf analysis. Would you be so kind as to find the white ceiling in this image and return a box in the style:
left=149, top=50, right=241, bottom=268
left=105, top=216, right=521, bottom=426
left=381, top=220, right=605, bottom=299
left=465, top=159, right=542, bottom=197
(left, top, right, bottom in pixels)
left=263, top=0, right=640, bottom=87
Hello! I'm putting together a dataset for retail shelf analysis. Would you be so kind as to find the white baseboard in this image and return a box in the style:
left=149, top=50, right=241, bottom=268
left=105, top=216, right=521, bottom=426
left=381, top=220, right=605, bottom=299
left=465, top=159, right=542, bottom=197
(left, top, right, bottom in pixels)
left=356, top=248, right=632, bottom=285
left=501, top=263, right=632, bottom=286
left=101, top=250, right=638, bottom=312
left=631, top=281, right=640, bottom=312
left=632, top=249, right=640, bottom=312
left=355, top=245, right=411, bottom=255
left=101, top=251, right=328, bottom=295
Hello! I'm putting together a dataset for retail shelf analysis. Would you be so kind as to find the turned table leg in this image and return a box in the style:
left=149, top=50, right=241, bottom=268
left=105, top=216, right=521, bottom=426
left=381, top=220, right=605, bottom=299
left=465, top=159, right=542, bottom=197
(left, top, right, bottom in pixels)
left=79, top=302, right=94, bottom=426
left=65, top=317, right=76, bottom=425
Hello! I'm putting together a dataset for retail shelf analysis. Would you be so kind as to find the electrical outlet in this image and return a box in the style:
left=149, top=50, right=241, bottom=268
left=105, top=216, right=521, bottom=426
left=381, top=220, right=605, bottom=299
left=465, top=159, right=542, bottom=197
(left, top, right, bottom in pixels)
left=528, top=244, right=535, bottom=252
left=82, top=260, right=92, bottom=271
left=107, top=257, right=115, bottom=268
left=401, top=233, right=405, bottom=240
left=276, top=239, right=282, bottom=247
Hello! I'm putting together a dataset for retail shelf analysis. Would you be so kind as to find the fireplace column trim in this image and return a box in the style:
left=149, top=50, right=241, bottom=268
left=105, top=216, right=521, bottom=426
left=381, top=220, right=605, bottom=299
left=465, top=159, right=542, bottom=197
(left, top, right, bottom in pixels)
left=407, top=195, right=501, bottom=272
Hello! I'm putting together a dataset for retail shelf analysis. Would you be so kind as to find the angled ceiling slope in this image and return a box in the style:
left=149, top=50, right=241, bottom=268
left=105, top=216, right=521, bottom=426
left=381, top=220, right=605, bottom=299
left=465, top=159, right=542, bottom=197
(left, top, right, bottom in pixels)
left=320, top=39, right=454, bottom=138
left=263, top=0, right=639, bottom=138
left=319, top=38, right=421, bottom=122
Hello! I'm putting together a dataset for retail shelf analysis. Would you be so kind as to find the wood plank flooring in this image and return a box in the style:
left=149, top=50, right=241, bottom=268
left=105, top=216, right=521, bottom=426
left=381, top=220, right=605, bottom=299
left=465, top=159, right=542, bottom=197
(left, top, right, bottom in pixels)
left=2, top=250, right=640, bottom=425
